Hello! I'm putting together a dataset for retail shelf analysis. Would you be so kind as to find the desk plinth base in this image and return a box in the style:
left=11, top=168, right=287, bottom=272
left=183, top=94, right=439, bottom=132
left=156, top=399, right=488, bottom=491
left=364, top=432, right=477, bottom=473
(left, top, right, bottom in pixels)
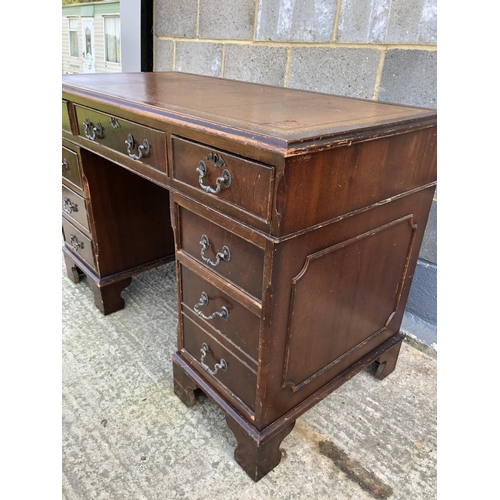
left=171, top=333, right=404, bottom=482
left=63, top=247, right=174, bottom=315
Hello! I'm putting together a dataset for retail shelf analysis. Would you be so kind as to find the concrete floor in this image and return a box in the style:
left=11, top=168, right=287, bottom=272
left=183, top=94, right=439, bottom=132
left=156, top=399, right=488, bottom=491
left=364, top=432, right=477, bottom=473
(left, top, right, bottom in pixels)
left=62, top=260, right=437, bottom=500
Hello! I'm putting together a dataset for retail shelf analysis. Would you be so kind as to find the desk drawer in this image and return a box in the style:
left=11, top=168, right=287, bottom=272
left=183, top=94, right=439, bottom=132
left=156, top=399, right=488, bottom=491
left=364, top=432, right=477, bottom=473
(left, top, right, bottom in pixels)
left=62, top=145, right=82, bottom=190
left=62, top=218, right=95, bottom=269
left=182, top=313, right=257, bottom=412
left=181, top=264, right=260, bottom=361
left=62, top=185, right=89, bottom=231
left=172, top=137, right=274, bottom=222
left=178, top=206, right=265, bottom=300
left=74, top=105, right=166, bottom=173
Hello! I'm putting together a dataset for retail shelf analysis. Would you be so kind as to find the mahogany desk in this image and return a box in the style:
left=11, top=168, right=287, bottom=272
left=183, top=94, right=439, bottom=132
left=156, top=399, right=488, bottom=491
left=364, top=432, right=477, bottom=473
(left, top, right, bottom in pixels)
left=62, top=72, right=436, bottom=481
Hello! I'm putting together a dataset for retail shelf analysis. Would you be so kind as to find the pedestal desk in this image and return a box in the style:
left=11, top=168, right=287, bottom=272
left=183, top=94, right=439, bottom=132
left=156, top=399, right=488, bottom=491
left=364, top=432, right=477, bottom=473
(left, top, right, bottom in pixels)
left=62, top=72, right=437, bottom=481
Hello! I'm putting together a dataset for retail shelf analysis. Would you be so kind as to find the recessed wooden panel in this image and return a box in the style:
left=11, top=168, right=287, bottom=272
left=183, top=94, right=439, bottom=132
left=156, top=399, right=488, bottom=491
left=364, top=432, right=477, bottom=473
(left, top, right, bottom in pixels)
left=282, top=215, right=416, bottom=392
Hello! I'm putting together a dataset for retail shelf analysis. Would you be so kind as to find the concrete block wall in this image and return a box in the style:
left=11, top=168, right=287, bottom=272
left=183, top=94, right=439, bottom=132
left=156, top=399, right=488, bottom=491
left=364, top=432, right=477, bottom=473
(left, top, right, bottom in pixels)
left=153, top=0, right=438, bottom=350
left=154, top=0, right=436, bottom=106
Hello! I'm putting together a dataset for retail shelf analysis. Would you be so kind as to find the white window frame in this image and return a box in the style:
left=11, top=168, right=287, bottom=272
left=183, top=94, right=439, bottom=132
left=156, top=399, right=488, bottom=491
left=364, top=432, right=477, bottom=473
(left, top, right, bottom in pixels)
left=68, top=17, right=79, bottom=58
left=103, top=15, right=121, bottom=65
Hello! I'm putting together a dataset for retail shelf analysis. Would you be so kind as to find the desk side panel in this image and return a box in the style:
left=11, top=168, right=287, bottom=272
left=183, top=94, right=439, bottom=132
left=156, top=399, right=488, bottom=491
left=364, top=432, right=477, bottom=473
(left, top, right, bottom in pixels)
left=255, top=187, right=435, bottom=429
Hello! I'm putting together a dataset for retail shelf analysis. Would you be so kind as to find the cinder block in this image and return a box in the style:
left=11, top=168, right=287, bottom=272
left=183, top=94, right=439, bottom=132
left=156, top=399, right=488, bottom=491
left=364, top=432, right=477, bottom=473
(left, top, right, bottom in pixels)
left=288, top=47, right=380, bottom=99
left=378, top=49, right=436, bottom=108
left=420, top=199, right=437, bottom=263
left=405, top=259, right=437, bottom=326
left=154, top=40, right=174, bottom=72
left=385, top=0, right=437, bottom=44
left=155, top=0, right=198, bottom=38
left=224, top=44, right=288, bottom=86
left=337, top=0, right=391, bottom=43
left=256, top=0, right=336, bottom=42
left=175, top=42, right=223, bottom=77
left=337, top=0, right=437, bottom=44
left=199, top=0, right=256, bottom=40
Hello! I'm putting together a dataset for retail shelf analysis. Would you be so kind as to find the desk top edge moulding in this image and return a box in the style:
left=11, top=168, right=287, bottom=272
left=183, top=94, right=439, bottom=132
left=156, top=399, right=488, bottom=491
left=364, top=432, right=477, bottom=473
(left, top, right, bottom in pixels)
left=62, top=71, right=436, bottom=154
left=62, top=71, right=437, bottom=481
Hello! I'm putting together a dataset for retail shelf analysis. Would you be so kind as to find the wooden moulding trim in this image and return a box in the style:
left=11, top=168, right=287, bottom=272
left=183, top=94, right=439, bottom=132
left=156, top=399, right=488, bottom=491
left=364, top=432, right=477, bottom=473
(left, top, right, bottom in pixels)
left=263, top=333, right=406, bottom=434
left=272, top=182, right=436, bottom=243
left=62, top=246, right=175, bottom=287
left=281, top=215, right=416, bottom=392
left=286, top=116, right=437, bottom=156
left=172, top=332, right=404, bottom=440
left=173, top=182, right=435, bottom=246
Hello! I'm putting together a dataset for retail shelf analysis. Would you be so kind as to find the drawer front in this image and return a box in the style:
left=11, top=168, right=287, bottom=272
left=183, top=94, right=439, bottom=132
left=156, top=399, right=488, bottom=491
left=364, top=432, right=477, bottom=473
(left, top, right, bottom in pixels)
left=74, top=105, right=166, bottom=172
left=181, top=265, right=260, bottom=361
left=179, top=206, right=265, bottom=300
left=62, top=185, right=89, bottom=231
left=62, top=218, right=95, bottom=269
left=62, top=100, right=71, bottom=134
left=62, top=145, right=82, bottom=190
left=172, top=137, right=274, bottom=222
left=182, top=314, right=257, bottom=412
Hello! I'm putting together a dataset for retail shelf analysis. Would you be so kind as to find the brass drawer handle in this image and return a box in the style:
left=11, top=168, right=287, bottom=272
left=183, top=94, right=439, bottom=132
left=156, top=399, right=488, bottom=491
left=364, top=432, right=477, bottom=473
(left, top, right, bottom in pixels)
left=83, top=118, right=104, bottom=141
left=62, top=197, right=78, bottom=215
left=62, top=158, right=69, bottom=172
left=68, top=234, right=83, bottom=252
left=193, top=292, right=229, bottom=321
left=199, top=234, right=231, bottom=266
left=200, top=342, right=227, bottom=376
left=196, top=160, right=231, bottom=194
left=125, top=133, right=150, bottom=160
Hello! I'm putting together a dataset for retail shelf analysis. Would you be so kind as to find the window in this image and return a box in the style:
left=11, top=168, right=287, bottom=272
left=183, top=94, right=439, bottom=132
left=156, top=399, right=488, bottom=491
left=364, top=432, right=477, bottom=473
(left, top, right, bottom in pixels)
left=68, top=18, right=78, bottom=58
left=104, top=16, right=121, bottom=64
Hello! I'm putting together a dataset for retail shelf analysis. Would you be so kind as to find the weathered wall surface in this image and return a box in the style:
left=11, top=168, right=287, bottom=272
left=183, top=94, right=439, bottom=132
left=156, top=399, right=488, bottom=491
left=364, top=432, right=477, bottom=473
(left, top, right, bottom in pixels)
left=154, top=0, right=436, bottom=106
left=153, top=0, right=438, bottom=348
